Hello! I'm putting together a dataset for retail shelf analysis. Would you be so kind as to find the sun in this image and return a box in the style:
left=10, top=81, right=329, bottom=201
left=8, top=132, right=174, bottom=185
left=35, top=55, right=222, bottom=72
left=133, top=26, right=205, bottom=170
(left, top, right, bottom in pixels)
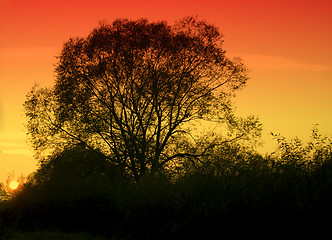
left=9, top=180, right=19, bottom=190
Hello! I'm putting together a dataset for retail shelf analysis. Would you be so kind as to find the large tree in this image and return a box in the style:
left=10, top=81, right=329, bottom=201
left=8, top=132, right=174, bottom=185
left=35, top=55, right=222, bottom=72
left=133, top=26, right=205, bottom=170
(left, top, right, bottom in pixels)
left=25, top=17, right=250, bottom=181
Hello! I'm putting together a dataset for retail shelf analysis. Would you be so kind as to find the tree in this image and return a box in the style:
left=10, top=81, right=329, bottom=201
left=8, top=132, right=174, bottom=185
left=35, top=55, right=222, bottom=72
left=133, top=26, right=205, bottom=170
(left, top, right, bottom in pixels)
left=25, top=145, right=122, bottom=201
left=24, top=17, right=250, bottom=181
left=271, top=125, right=332, bottom=169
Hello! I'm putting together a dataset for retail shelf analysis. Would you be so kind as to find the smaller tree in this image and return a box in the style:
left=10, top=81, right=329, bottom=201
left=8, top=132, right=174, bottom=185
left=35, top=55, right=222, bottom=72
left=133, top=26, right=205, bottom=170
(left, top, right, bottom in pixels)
left=26, top=145, right=124, bottom=202
left=30, top=145, right=122, bottom=185
left=271, top=125, right=332, bottom=169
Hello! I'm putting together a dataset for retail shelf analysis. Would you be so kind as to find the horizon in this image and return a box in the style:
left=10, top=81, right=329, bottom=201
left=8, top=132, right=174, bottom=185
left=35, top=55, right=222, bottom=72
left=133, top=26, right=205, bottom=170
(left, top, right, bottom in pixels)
left=0, top=0, right=332, bottom=183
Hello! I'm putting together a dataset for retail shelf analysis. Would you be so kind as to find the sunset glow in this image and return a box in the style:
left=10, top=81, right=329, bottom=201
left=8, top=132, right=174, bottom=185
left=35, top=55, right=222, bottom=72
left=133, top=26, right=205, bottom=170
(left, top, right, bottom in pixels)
left=9, top=180, right=19, bottom=190
left=0, top=0, right=331, bottom=182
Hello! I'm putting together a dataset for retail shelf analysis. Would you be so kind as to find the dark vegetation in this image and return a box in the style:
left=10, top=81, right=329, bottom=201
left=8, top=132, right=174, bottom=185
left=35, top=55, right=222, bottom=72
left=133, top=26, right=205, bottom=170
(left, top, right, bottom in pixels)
left=0, top=17, right=331, bottom=239
left=1, top=132, right=332, bottom=239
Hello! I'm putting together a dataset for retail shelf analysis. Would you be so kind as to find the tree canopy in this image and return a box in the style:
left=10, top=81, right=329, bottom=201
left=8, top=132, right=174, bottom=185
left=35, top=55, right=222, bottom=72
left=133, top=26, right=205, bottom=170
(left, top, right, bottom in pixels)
left=24, top=17, right=252, bottom=181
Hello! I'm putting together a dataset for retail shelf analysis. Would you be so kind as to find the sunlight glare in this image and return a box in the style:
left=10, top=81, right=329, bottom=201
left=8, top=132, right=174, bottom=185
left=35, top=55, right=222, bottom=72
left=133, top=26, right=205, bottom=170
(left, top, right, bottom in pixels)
left=9, top=180, right=19, bottom=190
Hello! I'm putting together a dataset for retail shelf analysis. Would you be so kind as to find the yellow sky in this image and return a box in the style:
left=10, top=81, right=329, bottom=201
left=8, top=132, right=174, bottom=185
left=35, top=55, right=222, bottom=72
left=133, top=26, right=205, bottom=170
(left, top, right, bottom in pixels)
left=0, top=0, right=331, bottom=182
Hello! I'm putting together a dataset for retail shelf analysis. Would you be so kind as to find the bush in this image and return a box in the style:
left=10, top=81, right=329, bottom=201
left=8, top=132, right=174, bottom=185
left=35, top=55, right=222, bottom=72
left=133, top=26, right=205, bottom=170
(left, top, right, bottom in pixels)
left=1, top=135, right=332, bottom=239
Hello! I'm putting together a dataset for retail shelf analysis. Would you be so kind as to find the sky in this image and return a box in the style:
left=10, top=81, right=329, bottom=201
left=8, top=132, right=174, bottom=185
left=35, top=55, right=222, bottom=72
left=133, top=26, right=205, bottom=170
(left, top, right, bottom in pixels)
left=0, top=0, right=331, bottom=182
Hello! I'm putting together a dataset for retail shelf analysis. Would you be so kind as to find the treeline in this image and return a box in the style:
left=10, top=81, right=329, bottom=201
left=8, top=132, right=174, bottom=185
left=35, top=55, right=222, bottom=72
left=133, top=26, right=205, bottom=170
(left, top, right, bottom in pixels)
left=0, top=129, right=332, bottom=239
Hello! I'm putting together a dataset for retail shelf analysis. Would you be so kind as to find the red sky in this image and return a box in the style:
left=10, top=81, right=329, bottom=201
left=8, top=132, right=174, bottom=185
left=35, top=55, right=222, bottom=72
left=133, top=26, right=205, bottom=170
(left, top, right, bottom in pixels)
left=0, top=0, right=331, bottom=182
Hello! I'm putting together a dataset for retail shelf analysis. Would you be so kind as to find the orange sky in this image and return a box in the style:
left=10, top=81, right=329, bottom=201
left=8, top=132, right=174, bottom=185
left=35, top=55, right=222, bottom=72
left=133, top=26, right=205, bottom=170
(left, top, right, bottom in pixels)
left=0, top=0, right=332, bottom=182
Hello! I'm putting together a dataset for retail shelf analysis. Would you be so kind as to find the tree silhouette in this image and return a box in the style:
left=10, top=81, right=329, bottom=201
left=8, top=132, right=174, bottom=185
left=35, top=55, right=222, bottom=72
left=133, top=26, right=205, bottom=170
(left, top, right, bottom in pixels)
left=24, top=17, right=249, bottom=181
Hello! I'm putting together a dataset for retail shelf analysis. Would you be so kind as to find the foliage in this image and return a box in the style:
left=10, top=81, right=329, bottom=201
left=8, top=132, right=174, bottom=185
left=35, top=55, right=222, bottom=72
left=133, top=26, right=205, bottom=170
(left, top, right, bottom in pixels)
left=161, top=114, right=262, bottom=179
left=271, top=125, right=332, bottom=169
left=0, top=184, right=6, bottom=200
left=24, top=16, right=249, bottom=181
left=24, top=145, right=124, bottom=203
left=1, top=130, right=332, bottom=239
